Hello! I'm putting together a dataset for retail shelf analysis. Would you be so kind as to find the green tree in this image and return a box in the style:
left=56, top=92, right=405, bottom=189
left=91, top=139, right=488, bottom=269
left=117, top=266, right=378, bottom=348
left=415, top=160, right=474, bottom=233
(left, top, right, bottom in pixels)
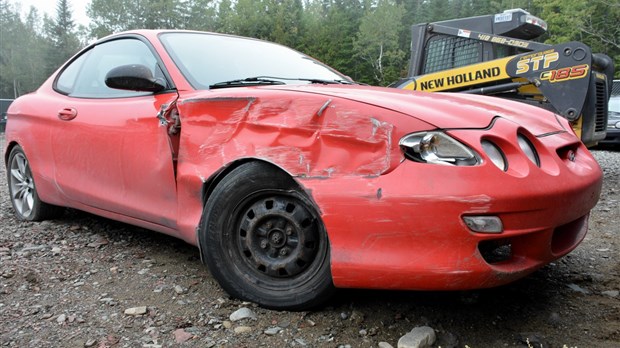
left=88, top=0, right=139, bottom=37
left=89, top=0, right=217, bottom=35
left=143, top=0, right=183, bottom=29
left=216, top=0, right=235, bottom=33
left=45, top=0, right=81, bottom=75
left=353, top=0, right=405, bottom=85
left=182, top=0, right=217, bottom=31
left=536, top=0, right=619, bottom=76
left=270, top=0, right=304, bottom=47
left=88, top=0, right=184, bottom=37
left=21, top=8, right=49, bottom=92
left=575, top=0, right=620, bottom=76
left=300, top=0, right=367, bottom=80
left=0, top=1, right=49, bottom=97
left=225, top=0, right=273, bottom=39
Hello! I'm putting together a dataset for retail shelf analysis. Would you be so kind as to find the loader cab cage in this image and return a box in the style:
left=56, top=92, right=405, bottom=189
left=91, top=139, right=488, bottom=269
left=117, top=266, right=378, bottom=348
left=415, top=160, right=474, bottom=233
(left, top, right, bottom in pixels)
left=423, top=37, right=481, bottom=74
left=410, top=9, right=547, bottom=77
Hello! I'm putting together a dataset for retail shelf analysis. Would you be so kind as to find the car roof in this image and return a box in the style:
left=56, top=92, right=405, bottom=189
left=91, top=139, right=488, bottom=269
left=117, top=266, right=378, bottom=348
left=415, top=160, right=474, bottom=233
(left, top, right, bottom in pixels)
left=98, top=29, right=269, bottom=46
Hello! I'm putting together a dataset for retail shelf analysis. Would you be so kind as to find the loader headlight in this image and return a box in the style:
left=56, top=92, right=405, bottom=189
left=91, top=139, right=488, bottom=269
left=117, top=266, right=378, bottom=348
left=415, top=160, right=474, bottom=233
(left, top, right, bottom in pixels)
left=525, top=15, right=548, bottom=31
left=400, top=131, right=479, bottom=166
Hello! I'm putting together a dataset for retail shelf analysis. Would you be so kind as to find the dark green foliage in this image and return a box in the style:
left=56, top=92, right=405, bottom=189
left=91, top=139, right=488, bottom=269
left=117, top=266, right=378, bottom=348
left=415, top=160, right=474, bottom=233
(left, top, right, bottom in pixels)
left=0, top=0, right=82, bottom=98
left=45, top=0, right=81, bottom=76
left=353, top=0, right=405, bottom=85
left=0, top=1, right=50, bottom=97
left=535, top=0, right=619, bottom=75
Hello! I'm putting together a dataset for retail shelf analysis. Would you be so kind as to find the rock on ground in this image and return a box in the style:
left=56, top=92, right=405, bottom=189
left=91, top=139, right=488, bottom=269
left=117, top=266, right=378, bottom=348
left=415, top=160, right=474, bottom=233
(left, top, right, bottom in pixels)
left=398, top=326, right=436, bottom=348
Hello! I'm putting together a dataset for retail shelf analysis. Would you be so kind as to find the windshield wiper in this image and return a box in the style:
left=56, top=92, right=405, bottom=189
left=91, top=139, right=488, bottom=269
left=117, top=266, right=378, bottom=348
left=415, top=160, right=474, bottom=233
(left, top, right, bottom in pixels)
left=295, top=78, right=354, bottom=85
left=209, top=77, right=286, bottom=89
left=209, top=76, right=356, bottom=89
left=244, top=76, right=355, bottom=85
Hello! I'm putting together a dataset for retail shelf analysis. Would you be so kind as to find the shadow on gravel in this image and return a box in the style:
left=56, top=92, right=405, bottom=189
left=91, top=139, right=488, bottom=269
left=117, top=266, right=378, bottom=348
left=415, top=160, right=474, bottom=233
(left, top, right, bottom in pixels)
left=65, top=204, right=569, bottom=328
left=55, top=208, right=200, bottom=256
left=54, top=206, right=565, bottom=323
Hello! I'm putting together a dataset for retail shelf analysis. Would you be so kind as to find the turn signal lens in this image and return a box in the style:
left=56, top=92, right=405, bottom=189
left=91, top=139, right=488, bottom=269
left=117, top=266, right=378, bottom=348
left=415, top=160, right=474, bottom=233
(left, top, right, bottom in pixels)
left=463, top=216, right=504, bottom=233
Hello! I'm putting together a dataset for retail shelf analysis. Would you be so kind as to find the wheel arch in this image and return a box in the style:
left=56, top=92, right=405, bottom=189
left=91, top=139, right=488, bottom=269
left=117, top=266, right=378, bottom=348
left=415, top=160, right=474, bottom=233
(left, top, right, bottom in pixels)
left=200, top=157, right=315, bottom=211
left=4, top=141, right=20, bottom=167
left=196, top=157, right=335, bottom=309
left=196, top=157, right=327, bottom=261
left=5, top=142, right=64, bottom=221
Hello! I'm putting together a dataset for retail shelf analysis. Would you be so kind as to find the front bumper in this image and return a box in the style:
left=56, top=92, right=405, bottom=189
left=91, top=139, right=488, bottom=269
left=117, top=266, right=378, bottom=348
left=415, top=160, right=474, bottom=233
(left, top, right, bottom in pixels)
left=301, top=119, right=603, bottom=290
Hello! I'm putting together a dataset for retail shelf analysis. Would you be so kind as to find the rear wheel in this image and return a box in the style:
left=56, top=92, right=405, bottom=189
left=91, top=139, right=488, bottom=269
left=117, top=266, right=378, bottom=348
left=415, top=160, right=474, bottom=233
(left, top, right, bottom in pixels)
left=200, top=162, right=334, bottom=310
left=7, top=146, right=63, bottom=221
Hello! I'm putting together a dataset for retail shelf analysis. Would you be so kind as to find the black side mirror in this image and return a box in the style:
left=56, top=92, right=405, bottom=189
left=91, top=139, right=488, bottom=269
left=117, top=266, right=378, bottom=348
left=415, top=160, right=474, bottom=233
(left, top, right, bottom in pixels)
left=105, top=64, right=167, bottom=92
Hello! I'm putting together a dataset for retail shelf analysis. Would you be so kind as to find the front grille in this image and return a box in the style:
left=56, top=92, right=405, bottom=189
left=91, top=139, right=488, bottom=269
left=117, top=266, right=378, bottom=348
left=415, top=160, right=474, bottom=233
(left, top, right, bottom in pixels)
left=594, top=79, right=608, bottom=132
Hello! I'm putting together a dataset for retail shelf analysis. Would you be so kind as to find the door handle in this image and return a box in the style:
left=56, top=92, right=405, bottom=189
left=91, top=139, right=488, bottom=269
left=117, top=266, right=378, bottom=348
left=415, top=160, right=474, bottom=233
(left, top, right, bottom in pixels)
left=58, top=107, right=77, bottom=121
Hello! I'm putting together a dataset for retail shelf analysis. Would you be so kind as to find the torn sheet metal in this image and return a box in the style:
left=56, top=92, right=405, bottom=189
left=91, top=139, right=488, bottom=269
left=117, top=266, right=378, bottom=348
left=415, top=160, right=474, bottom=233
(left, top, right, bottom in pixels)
left=176, top=92, right=399, bottom=178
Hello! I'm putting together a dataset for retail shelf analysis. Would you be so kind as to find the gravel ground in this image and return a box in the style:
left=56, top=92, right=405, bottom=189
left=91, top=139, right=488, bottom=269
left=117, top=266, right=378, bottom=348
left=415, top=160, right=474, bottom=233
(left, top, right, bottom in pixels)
left=1, top=133, right=619, bottom=348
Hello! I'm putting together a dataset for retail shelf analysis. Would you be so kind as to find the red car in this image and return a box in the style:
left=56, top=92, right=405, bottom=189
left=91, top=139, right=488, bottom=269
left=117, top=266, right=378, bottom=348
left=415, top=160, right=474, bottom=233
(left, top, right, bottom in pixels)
left=4, top=30, right=602, bottom=310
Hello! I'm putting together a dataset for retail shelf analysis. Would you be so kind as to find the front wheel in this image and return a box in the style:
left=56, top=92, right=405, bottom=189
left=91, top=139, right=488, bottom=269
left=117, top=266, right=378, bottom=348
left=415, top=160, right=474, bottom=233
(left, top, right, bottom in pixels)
left=7, top=145, right=63, bottom=221
left=200, top=162, right=334, bottom=310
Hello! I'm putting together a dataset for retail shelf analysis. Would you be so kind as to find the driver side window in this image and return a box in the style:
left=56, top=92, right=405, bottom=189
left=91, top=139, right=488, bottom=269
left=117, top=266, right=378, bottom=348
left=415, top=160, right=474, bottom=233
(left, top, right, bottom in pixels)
left=56, top=38, right=166, bottom=98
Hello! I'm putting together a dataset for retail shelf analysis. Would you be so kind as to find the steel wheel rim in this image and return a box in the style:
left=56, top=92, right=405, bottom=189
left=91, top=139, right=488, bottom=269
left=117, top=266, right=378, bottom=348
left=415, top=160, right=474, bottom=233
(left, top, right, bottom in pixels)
left=234, top=192, right=322, bottom=281
left=9, top=152, right=35, bottom=218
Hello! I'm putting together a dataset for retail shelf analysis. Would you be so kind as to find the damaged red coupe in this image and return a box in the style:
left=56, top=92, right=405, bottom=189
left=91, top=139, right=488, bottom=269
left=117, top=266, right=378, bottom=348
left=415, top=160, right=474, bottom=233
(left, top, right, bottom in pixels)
left=4, top=30, right=602, bottom=310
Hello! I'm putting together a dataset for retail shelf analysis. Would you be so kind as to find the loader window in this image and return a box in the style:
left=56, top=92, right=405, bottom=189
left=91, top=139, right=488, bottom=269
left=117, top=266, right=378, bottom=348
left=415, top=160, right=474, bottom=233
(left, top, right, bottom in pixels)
left=423, top=35, right=481, bottom=74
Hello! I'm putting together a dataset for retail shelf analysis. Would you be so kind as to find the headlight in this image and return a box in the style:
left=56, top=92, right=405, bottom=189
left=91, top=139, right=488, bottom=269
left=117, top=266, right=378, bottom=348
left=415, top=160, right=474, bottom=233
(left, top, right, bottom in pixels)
left=399, top=131, right=479, bottom=166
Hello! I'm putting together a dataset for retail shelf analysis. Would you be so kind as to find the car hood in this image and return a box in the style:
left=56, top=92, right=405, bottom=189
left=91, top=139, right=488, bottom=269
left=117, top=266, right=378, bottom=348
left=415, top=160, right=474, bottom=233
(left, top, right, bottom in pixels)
left=266, top=85, right=566, bottom=135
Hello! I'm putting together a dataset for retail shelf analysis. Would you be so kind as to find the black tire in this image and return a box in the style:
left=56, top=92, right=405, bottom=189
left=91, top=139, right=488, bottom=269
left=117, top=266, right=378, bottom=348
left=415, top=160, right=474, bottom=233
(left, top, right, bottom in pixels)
left=200, top=162, right=334, bottom=310
left=7, top=145, right=63, bottom=221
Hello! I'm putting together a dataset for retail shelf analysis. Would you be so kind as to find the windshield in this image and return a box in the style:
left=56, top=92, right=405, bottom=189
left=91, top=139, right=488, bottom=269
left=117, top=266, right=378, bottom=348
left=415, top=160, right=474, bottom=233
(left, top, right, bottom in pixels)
left=159, top=32, right=349, bottom=89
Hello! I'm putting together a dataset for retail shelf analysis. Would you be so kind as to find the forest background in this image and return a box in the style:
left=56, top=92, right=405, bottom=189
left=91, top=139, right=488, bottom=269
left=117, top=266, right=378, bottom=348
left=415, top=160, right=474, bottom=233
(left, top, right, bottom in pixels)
left=1, top=0, right=618, bottom=99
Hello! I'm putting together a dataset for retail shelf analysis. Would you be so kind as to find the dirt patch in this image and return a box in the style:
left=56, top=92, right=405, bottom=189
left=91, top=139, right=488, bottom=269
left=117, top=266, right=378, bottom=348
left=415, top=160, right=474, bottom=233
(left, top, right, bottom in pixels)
left=1, top=134, right=618, bottom=347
